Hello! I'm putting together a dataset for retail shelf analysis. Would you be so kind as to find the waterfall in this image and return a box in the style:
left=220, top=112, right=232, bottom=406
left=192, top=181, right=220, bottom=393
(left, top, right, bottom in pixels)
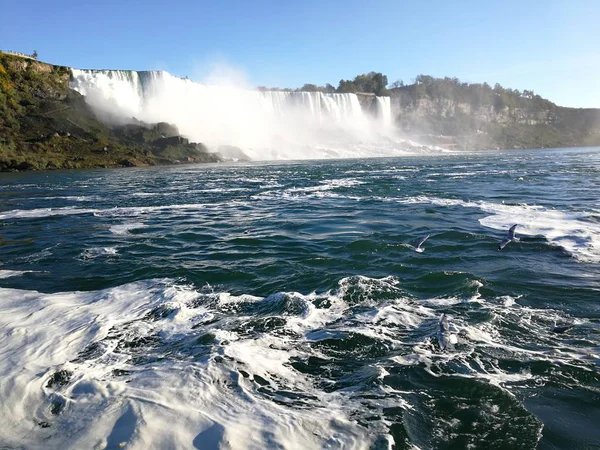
left=70, top=69, right=394, bottom=160
left=375, top=96, right=392, bottom=127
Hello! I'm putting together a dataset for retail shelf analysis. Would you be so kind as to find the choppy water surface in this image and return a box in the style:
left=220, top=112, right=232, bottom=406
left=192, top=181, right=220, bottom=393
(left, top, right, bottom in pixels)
left=1, top=148, right=599, bottom=449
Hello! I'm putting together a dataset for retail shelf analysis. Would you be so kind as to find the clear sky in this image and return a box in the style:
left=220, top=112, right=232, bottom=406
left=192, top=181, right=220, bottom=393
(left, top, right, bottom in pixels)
left=2, top=0, right=599, bottom=107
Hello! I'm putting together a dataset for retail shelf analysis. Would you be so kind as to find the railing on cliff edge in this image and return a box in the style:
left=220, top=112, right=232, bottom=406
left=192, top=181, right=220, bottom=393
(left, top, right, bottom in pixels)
left=0, top=50, right=38, bottom=60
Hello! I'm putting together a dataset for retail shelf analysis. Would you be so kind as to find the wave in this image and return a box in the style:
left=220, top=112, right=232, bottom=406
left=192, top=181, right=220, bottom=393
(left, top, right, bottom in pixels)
left=0, top=269, right=38, bottom=279
left=1, top=275, right=594, bottom=448
left=0, top=204, right=210, bottom=221
left=0, top=207, right=98, bottom=220
left=0, top=279, right=385, bottom=449
left=109, top=222, right=147, bottom=235
left=80, top=247, right=119, bottom=260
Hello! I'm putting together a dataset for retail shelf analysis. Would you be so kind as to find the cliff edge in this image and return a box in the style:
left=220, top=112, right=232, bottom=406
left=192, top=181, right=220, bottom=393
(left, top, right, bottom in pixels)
left=390, top=76, right=600, bottom=150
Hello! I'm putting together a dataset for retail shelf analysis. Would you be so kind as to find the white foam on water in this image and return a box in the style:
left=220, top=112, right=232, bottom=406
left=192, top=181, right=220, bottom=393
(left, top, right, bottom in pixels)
left=426, top=171, right=481, bottom=178
left=397, top=195, right=600, bottom=262
left=94, top=203, right=210, bottom=218
left=252, top=188, right=360, bottom=203
left=1, top=272, right=595, bottom=449
left=130, top=192, right=162, bottom=197
left=0, top=282, right=166, bottom=448
left=188, top=187, right=252, bottom=194
left=81, top=247, right=119, bottom=260
left=109, top=222, right=147, bottom=235
left=0, top=270, right=38, bottom=279
left=0, top=280, right=393, bottom=449
left=479, top=206, right=600, bottom=263
left=0, top=207, right=98, bottom=220
left=37, top=195, right=101, bottom=202
left=284, top=178, right=365, bottom=195
left=361, top=302, right=436, bottom=329
left=0, top=203, right=211, bottom=221
left=421, top=297, right=464, bottom=307
left=384, top=287, right=600, bottom=400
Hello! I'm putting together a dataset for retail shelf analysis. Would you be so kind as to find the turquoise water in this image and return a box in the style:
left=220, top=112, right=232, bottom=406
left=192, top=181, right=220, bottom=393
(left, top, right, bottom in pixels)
left=0, top=147, right=599, bottom=449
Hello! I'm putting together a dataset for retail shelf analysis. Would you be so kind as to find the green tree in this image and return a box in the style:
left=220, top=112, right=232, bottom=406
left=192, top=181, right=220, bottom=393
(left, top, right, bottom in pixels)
left=337, top=79, right=358, bottom=93
left=337, top=72, right=389, bottom=95
left=300, top=83, right=318, bottom=92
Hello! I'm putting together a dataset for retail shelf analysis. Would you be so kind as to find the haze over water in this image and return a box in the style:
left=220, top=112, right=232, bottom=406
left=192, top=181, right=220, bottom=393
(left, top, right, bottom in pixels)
left=1, top=147, right=599, bottom=449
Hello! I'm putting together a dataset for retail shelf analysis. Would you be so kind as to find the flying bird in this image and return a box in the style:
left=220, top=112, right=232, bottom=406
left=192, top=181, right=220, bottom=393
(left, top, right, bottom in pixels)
left=414, top=234, right=430, bottom=253
left=498, top=224, right=519, bottom=250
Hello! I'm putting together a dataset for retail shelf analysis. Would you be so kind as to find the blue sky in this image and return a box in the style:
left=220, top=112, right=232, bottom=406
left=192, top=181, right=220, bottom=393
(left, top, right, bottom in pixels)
left=2, top=0, right=599, bottom=107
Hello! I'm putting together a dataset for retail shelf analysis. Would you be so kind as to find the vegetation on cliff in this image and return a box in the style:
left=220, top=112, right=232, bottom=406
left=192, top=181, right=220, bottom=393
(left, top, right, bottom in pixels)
left=337, top=72, right=389, bottom=96
left=390, top=75, right=555, bottom=111
left=388, top=75, right=600, bottom=150
left=0, top=52, right=220, bottom=171
left=258, top=72, right=390, bottom=96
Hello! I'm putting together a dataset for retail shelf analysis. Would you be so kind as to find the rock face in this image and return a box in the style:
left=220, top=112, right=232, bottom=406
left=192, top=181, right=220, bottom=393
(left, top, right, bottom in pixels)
left=393, top=98, right=550, bottom=124
left=153, top=136, right=189, bottom=148
left=153, top=122, right=179, bottom=137
left=0, top=52, right=222, bottom=171
left=389, top=83, right=600, bottom=150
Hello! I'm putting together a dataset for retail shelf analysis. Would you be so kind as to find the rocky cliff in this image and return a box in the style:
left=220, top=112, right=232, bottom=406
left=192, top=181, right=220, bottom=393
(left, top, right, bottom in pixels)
left=389, top=78, right=600, bottom=150
left=0, top=52, right=221, bottom=171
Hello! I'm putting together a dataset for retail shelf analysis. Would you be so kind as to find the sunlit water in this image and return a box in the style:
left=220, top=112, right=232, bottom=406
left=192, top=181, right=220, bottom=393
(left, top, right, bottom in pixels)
left=1, top=147, right=599, bottom=449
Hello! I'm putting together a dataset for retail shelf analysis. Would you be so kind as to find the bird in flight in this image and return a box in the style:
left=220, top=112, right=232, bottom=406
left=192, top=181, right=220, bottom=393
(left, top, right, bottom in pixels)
left=498, top=224, right=519, bottom=250
left=414, top=234, right=430, bottom=253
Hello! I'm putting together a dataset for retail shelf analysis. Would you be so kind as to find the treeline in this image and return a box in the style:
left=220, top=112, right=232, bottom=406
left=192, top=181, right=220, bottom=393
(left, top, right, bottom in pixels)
left=337, top=72, right=389, bottom=96
left=390, top=74, right=556, bottom=111
left=257, top=71, right=389, bottom=96
left=258, top=71, right=559, bottom=113
left=389, top=75, right=600, bottom=150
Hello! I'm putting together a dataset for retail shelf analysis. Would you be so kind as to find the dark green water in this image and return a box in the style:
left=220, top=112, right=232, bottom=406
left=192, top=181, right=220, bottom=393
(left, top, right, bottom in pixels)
left=0, top=147, right=599, bottom=449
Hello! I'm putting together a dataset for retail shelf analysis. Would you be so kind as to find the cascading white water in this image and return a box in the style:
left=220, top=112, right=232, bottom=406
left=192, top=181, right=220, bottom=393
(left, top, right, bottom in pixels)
left=375, top=96, right=392, bottom=127
left=70, top=69, right=396, bottom=160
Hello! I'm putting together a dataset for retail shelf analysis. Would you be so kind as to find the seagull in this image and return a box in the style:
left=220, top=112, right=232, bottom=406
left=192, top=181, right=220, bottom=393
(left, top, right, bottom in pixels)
left=551, top=321, right=573, bottom=334
left=414, top=234, right=430, bottom=253
left=438, top=314, right=459, bottom=350
left=498, top=224, right=519, bottom=250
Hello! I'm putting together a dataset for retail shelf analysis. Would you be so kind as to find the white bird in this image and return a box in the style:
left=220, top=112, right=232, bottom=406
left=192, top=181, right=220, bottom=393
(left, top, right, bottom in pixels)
left=438, top=314, right=459, bottom=350
left=498, top=224, right=519, bottom=250
left=414, top=234, right=430, bottom=253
